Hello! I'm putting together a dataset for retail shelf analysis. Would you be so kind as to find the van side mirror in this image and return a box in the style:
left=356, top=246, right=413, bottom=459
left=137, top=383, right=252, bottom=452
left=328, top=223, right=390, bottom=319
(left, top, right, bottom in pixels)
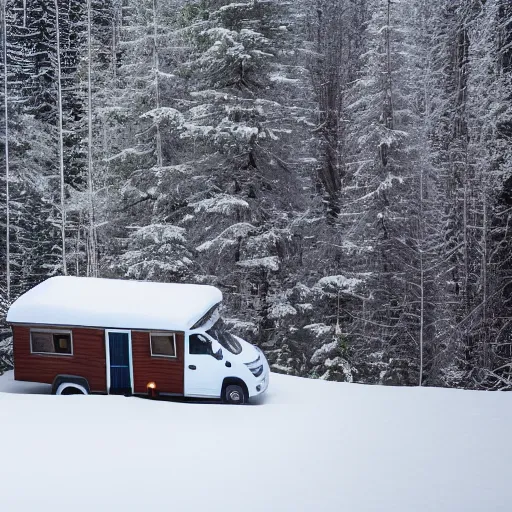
left=213, top=348, right=223, bottom=361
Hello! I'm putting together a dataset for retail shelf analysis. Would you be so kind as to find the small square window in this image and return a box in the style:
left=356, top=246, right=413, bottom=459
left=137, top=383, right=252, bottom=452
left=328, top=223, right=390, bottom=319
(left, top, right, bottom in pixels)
left=31, top=331, right=72, bottom=355
left=54, top=335, right=70, bottom=353
left=150, top=334, right=176, bottom=358
left=31, top=332, right=54, bottom=353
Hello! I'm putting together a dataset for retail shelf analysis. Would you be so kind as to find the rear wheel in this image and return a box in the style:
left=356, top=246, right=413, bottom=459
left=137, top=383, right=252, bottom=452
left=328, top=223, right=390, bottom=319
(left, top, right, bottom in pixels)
left=52, top=375, right=90, bottom=395
left=56, top=383, right=87, bottom=395
left=223, top=384, right=246, bottom=405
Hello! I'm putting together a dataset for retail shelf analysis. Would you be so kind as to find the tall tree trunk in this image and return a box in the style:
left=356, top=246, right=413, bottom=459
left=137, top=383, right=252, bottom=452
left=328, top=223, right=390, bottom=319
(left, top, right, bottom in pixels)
left=86, top=0, right=97, bottom=277
left=2, top=0, right=10, bottom=300
left=112, top=0, right=121, bottom=80
left=385, top=0, right=394, bottom=131
left=54, top=0, right=67, bottom=275
left=418, top=155, right=425, bottom=387
left=481, top=172, right=489, bottom=369
left=152, top=0, right=162, bottom=168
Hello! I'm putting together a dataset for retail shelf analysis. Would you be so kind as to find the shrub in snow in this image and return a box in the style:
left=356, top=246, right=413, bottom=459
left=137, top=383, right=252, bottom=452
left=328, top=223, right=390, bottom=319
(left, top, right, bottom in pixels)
left=309, top=335, right=355, bottom=383
left=381, top=358, right=418, bottom=387
left=437, top=363, right=467, bottom=389
left=310, top=340, right=338, bottom=365
left=320, top=357, right=353, bottom=383
left=269, top=342, right=305, bottom=376
left=351, top=352, right=388, bottom=385
left=0, top=337, right=13, bottom=373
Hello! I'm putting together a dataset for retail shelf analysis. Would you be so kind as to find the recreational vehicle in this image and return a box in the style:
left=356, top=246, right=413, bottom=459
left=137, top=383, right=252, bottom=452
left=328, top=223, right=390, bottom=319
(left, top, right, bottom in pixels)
left=6, top=277, right=269, bottom=404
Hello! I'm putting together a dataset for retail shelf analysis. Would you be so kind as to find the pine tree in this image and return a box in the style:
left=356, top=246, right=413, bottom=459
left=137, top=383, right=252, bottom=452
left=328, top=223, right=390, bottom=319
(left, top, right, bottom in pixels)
left=177, top=0, right=317, bottom=352
left=464, top=0, right=512, bottom=388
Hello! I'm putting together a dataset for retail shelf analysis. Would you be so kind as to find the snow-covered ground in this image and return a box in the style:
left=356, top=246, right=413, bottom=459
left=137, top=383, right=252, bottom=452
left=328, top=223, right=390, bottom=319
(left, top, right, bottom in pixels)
left=1, top=371, right=511, bottom=511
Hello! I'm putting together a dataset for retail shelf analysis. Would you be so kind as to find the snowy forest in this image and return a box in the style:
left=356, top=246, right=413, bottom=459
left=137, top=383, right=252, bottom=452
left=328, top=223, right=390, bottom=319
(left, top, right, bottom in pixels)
left=0, top=0, right=511, bottom=389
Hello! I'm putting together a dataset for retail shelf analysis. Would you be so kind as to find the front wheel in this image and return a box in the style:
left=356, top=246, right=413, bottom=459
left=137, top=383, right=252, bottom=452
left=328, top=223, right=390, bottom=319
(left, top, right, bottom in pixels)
left=223, top=384, right=246, bottom=405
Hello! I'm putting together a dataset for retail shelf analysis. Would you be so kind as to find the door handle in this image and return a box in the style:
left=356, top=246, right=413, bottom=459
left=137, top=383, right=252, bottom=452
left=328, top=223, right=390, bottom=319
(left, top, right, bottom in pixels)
left=188, top=365, right=196, bottom=370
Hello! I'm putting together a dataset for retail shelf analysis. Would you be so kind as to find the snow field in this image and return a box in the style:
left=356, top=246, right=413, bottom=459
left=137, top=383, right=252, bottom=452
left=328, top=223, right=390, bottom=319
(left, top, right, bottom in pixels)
left=1, top=371, right=511, bottom=511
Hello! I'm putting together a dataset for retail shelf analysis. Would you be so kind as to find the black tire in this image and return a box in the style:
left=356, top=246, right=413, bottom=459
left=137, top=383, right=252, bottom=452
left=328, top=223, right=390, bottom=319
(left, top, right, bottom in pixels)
left=223, top=384, right=246, bottom=405
left=60, top=386, right=85, bottom=395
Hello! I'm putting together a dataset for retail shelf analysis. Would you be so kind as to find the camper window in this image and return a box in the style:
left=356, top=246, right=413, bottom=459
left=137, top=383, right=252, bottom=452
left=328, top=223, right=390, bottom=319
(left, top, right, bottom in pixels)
left=150, top=333, right=177, bottom=358
left=30, top=330, right=72, bottom=355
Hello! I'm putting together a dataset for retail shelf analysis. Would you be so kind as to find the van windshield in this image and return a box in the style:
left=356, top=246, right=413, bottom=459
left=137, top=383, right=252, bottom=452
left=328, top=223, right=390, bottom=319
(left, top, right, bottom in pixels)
left=207, top=319, right=243, bottom=355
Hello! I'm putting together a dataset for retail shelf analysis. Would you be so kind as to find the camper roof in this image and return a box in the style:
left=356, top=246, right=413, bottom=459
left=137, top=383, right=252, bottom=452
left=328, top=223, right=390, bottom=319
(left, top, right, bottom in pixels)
left=6, top=276, right=223, bottom=332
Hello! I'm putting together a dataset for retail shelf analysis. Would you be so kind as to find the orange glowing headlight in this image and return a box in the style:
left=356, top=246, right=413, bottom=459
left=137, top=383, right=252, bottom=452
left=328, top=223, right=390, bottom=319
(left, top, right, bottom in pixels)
left=147, top=382, right=156, bottom=390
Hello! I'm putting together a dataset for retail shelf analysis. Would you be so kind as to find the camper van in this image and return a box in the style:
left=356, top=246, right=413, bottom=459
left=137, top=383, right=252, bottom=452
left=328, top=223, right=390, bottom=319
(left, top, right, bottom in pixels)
left=6, top=277, right=269, bottom=404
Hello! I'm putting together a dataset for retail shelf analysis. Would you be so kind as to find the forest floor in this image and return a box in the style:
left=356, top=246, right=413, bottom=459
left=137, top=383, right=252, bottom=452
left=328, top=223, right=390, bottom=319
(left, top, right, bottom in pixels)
left=0, top=371, right=511, bottom=511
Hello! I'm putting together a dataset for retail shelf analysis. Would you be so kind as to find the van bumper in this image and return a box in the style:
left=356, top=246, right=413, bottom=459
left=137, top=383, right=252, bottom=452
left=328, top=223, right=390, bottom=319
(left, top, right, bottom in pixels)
left=249, top=358, right=270, bottom=397
left=252, top=374, right=269, bottom=396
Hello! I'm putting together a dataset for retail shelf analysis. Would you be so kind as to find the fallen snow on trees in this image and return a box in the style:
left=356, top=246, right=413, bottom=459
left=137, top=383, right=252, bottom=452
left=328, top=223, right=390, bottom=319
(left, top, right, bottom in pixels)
left=293, top=283, right=313, bottom=300
left=338, top=240, right=375, bottom=254
left=196, top=223, right=255, bottom=252
left=126, top=224, right=186, bottom=244
left=316, top=274, right=363, bottom=295
left=190, top=195, right=250, bottom=215
left=223, top=318, right=259, bottom=335
left=268, top=302, right=297, bottom=320
left=140, top=107, right=184, bottom=125
left=105, top=147, right=153, bottom=162
left=216, top=2, right=254, bottom=14
left=296, top=303, right=313, bottom=313
left=269, top=72, right=301, bottom=84
left=236, top=256, right=280, bottom=272
left=244, top=229, right=285, bottom=254
left=304, top=323, right=333, bottom=338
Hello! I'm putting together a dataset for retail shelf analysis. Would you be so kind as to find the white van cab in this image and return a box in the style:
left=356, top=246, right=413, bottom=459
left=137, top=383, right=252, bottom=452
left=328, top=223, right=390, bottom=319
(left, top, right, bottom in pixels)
left=186, top=319, right=269, bottom=402
left=185, top=305, right=270, bottom=403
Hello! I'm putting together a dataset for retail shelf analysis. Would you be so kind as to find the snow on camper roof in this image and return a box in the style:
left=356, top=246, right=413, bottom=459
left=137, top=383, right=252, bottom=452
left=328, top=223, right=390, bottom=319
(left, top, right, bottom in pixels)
left=6, top=276, right=223, bottom=331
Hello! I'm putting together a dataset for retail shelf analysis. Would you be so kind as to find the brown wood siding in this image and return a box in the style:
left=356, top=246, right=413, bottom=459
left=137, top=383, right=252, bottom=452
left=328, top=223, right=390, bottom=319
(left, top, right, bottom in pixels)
left=12, top=326, right=107, bottom=392
left=132, top=331, right=184, bottom=394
